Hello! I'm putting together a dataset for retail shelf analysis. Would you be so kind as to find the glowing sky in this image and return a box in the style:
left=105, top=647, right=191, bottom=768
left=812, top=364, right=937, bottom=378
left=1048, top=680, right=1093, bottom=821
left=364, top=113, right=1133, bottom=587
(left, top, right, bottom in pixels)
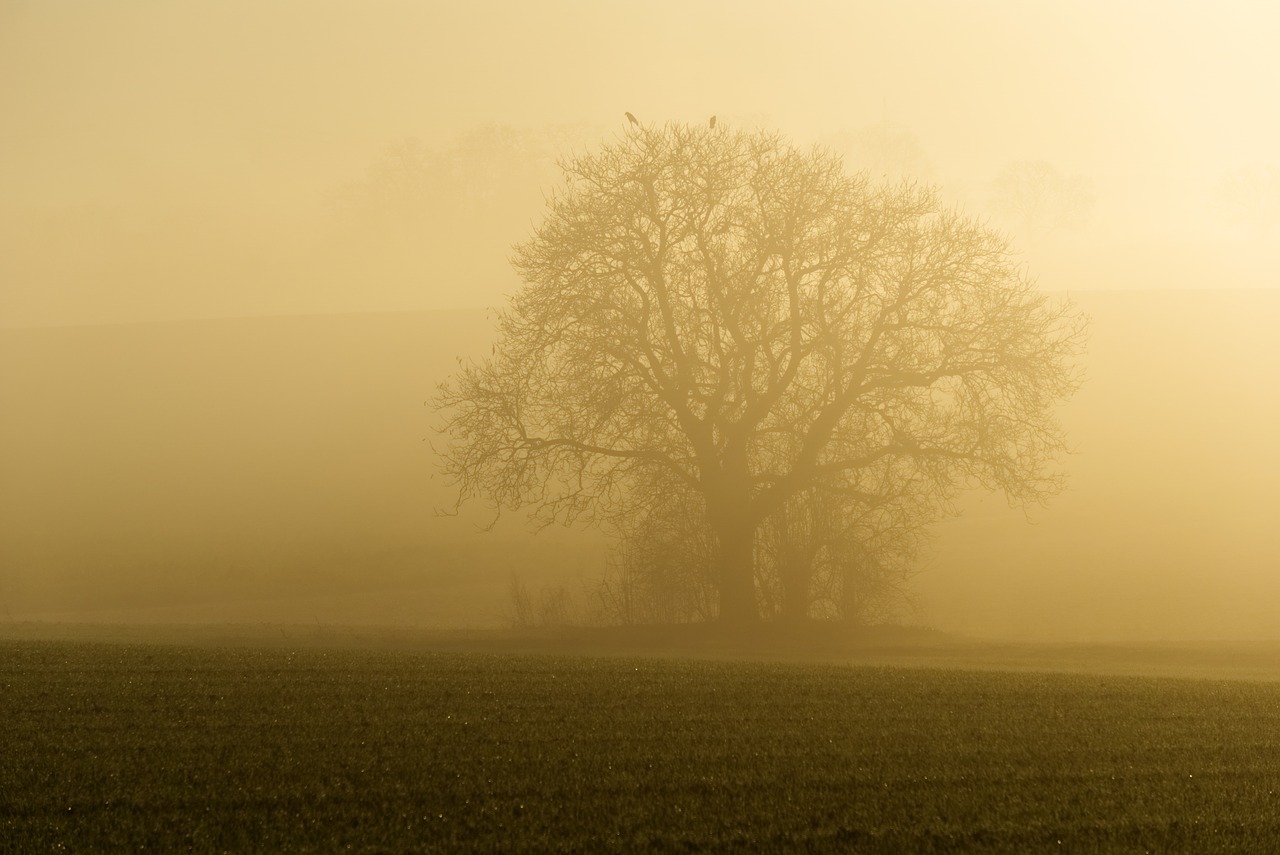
left=2, top=1, right=1278, bottom=325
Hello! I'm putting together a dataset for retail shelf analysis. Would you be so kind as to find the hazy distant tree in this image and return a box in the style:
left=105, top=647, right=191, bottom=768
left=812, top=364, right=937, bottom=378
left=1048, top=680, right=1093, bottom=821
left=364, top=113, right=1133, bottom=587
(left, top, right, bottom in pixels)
left=339, top=137, right=436, bottom=227
left=335, top=125, right=560, bottom=234
left=826, top=121, right=932, bottom=183
left=989, top=161, right=1095, bottom=243
left=1215, top=164, right=1280, bottom=238
left=325, top=125, right=586, bottom=304
left=436, top=123, right=1086, bottom=626
left=507, top=573, right=579, bottom=628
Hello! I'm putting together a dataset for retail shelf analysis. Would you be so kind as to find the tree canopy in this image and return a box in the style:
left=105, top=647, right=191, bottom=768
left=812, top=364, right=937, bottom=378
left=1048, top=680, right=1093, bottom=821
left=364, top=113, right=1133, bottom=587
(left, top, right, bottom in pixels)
left=437, top=122, right=1087, bottom=626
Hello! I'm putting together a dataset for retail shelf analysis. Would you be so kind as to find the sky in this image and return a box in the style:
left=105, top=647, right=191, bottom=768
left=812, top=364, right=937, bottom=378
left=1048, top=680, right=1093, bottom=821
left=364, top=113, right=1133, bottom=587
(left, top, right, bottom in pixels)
left=2, top=0, right=1279, bottom=327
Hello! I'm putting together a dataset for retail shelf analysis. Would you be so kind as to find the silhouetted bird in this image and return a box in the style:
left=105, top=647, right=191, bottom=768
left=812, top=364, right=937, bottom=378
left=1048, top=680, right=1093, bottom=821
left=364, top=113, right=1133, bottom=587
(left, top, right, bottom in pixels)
left=709, top=115, right=717, bottom=129
left=625, top=111, right=638, bottom=126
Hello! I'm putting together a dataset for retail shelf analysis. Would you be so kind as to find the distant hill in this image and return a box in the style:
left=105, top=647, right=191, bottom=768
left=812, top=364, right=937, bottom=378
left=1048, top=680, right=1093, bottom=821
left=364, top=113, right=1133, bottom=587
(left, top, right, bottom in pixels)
left=2, top=291, right=1278, bottom=640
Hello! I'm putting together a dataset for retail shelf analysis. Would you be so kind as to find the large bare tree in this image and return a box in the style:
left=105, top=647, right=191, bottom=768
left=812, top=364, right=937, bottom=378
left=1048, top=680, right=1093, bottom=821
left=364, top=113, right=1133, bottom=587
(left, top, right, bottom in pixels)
left=436, top=123, right=1086, bottom=626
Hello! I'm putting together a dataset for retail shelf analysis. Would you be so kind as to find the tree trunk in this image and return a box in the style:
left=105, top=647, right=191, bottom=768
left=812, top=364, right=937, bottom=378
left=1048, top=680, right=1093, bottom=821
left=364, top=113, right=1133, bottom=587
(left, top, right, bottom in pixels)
left=714, top=521, right=759, bottom=626
left=839, top=556, right=865, bottom=624
left=773, top=503, right=815, bottom=625
left=705, top=454, right=760, bottom=628
left=716, top=529, right=752, bottom=624
left=779, top=557, right=811, bottom=625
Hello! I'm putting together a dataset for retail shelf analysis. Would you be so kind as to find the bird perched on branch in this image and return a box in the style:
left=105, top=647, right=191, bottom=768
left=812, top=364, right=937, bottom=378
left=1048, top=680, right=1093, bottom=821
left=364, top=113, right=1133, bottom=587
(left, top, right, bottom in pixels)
left=709, top=115, right=717, bottom=129
left=625, top=111, right=638, bottom=126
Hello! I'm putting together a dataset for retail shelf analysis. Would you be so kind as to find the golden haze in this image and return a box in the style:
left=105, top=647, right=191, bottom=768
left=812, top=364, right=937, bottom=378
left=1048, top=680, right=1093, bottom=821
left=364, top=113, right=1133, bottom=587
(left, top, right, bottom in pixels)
left=1, top=1, right=1278, bottom=641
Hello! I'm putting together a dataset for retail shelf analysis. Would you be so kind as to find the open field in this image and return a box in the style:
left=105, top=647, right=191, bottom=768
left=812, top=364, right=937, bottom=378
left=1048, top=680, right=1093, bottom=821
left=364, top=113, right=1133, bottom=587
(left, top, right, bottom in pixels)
left=4, top=637, right=1280, bottom=852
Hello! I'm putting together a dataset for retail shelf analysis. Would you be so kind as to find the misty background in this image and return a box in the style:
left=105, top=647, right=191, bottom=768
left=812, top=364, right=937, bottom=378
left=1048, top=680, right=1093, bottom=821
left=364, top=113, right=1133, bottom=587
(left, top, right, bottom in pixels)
left=2, top=1, right=1277, bottom=641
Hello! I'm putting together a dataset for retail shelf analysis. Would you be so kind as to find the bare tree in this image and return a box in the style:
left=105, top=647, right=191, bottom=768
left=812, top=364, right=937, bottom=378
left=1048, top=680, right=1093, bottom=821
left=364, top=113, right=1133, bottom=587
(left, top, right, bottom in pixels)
left=989, top=161, right=1095, bottom=243
left=436, top=123, right=1086, bottom=627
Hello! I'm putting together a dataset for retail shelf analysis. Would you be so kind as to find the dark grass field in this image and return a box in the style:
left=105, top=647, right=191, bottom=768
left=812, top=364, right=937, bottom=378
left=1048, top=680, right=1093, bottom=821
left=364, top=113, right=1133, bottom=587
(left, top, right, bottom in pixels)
left=4, top=637, right=1280, bottom=852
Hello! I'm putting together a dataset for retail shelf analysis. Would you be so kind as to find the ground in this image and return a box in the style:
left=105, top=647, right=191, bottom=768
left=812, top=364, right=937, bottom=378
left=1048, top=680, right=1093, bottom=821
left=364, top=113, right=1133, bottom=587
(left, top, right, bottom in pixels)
left=3, top=623, right=1280, bottom=852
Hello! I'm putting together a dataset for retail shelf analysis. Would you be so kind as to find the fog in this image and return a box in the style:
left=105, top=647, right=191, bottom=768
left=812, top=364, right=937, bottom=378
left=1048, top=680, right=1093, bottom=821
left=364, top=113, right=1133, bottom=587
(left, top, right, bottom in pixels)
left=2, top=1, right=1278, bottom=641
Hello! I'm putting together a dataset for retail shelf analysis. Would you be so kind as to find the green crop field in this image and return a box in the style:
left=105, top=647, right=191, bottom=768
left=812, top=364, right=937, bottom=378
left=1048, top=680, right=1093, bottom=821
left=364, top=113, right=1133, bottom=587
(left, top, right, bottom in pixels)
left=3, top=640, right=1280, bottom=853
